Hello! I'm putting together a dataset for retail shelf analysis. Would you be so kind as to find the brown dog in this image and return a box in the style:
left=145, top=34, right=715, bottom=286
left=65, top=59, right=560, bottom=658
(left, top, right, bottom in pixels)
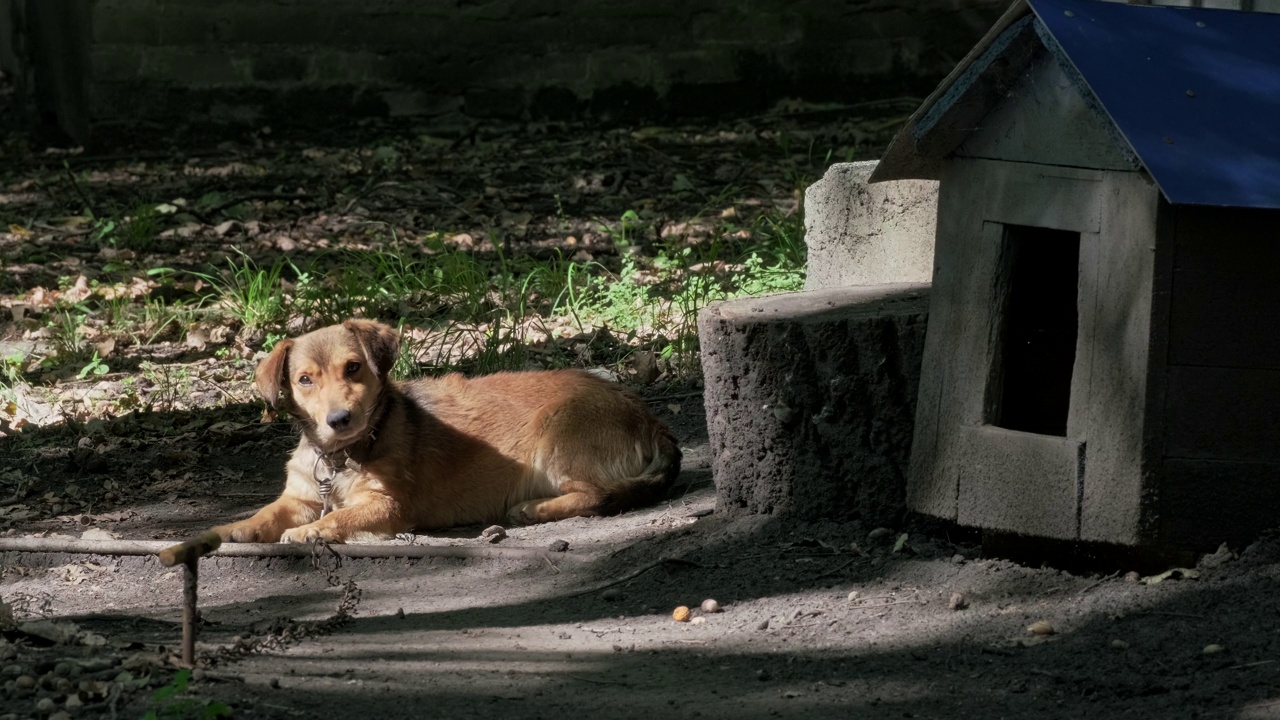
left=213, top=319, right=682, bottom=543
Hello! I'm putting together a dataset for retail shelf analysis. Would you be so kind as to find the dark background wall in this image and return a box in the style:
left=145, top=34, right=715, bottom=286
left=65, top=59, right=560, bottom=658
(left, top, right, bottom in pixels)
left=3, top=0, right=1007, bottom=143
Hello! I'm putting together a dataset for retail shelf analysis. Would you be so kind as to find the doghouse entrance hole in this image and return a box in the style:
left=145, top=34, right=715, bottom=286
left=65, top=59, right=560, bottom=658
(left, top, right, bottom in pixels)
left=994, top=225, right=1080, bottom=437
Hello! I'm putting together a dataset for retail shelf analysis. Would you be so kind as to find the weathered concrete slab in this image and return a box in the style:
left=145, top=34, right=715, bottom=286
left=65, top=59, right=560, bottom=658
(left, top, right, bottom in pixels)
left=803, top=162, right=938, bottom=291
left=699, top=285, right=929, bottom=525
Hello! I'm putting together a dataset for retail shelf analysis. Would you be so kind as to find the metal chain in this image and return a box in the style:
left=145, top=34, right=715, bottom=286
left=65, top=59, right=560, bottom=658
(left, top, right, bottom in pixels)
left=200, top=540, right=362, bottom=667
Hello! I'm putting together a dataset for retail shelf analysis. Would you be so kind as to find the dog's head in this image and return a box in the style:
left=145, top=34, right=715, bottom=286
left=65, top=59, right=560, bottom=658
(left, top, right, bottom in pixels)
left=256, top=319, right=400, bottom=449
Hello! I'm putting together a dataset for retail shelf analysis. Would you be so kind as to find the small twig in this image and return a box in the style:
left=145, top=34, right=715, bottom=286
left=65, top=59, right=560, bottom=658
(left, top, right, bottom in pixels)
left=63, top=164, right=96, bottom=216
left=544, top=555, right=561, bottom=574
left=195, top=374, right=239, bottom=403
left=1129, top=610, right=1205, bottom=620
left=645, top=390, right=703, bottom=403
left=847, top=600, right=923, bottom=610
left=1228, top=660, right=1275, bottom=670
left=1078, top=571, right=1120, bottom=596
left=813, top=558, right=860, bottom=580
left=568, top=556, right=712, bottom=598
left=570, top=675, right=634, bottom=687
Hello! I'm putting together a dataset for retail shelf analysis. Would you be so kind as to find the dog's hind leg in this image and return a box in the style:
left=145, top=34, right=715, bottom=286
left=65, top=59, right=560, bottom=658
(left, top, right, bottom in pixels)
left=506, top=485, right=603, bottom=526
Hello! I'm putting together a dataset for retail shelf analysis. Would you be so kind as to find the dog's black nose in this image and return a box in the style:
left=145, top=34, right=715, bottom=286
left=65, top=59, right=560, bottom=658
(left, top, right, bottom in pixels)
left=326, top=409, right=352, bottom=429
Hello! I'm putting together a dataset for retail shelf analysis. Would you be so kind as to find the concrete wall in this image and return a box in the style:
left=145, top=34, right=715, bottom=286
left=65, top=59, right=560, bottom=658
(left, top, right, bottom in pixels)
left=10, top=0, right=1008, bottom=140
left=803, top=161, right=937, bottom=291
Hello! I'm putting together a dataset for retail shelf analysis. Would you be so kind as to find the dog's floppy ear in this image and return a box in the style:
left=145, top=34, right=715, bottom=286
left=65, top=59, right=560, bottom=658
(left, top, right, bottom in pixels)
left=344, top=319, right=400, bottom=378
left=255, top=338, right=294, bottom=409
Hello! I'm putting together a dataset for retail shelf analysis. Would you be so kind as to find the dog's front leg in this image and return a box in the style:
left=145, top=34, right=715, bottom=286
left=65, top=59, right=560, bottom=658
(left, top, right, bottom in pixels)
left=213, top=494, right=320, bottom=543
left=279, top=492, right=402, bottom=544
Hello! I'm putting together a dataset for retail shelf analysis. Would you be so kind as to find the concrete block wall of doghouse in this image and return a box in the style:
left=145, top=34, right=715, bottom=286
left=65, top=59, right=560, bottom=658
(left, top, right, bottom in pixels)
left=699, top=162, right=938, bottom=524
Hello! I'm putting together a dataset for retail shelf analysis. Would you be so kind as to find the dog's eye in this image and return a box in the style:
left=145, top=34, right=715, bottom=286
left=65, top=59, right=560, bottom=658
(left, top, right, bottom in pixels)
left=345, top=361, right=361, bottom=376
left=297, top=375, right=312, bottom=386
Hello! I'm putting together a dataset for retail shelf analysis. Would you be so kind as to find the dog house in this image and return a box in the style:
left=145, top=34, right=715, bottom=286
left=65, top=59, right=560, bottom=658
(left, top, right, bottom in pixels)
left=871, top=0, right=1280, bottom=550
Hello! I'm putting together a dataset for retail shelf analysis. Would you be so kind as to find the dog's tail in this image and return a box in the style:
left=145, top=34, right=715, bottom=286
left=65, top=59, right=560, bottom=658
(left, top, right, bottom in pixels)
left=595, top=430, right=683, bottom=516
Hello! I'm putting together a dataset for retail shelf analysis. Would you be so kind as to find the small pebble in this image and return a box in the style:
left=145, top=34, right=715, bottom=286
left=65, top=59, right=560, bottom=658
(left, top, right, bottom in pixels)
left=269, top=677, right=281, bottom=689
left=1111, top=639, right=1129, bottom=650
left=700, top=599, right=721, bottom=614
left=1203, top=644, right=1226, bottom=655
left=1027, top=621, right=1055, bottom=636
left=53, top=662, right=73, bottom=678
left=672, top=606, right=691, bottom=623
left=847, top=591, right=860, bottom=602
left=546, top=539, right=570, bottom=553
left=690, top=617, right=706, bottom=626
left=867, top=527, right=893, bottom=542
left=601, top=589, right=622, bottom=602
left=951, top=554, right=966, bottom=565
left=14, top=675, right=34, bottom=690
left=1123, top=571, right=1141, bottom=583
left=948, top=592, right=967, bottom=611
left=395, top=608, right=405, bottom=619
left=757, top=618, right=771, bottom=631
left=65, top=693, right=83, bottom=708
left=1, top=664, right=21, bottom=677
left=480, top=525, right=507, bottom=544
left=35, top=698, right=54, bottom=713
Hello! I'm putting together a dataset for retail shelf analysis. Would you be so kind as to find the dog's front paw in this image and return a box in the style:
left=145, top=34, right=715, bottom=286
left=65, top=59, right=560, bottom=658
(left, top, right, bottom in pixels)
left=505, top=501, right=537, bottom=526
left=214, top=522, right=271, bottom=543
left=280, top=524, right=343, bottom=544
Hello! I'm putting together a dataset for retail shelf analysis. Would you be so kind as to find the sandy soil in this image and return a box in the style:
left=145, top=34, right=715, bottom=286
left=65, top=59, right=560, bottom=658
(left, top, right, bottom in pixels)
left=3, top=396, right=1280, bottom=720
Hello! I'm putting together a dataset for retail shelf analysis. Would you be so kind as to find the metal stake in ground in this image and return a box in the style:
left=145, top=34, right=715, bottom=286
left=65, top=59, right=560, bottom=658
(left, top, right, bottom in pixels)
left=158, top=531, right=222, bottom=667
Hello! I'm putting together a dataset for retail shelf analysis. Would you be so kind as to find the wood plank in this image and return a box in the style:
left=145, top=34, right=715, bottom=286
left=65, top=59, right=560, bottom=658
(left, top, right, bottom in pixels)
left=1164, top=365, right=1280, bottom=462
left=1168, top=206, right=1280, bottom=370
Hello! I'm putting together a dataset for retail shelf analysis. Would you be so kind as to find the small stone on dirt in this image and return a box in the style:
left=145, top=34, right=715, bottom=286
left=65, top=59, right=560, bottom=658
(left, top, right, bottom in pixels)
left=35, top=698, right=54, bottom=713
left=701, top=599, right=720, bottom=613
left=15, top=674, right=34, bottom=689
left=672, top=606, right=691, bottom=622
left=949, top=592, right=967, bottom=611
left=480, top=525, right=506, bottom=543
left=1111, top=639, right=1129, bottom=650
left=951, top=553, right=966, bottom=565
left=1123, top=571, right=1142, bottom=583
left=547, top=539, right=570, bottom=553
left=601, top=589, right=622, bottom=602
left=395, top=608, right=405, bottom=619
left=1203, top=644, right=1226, bottom=655
left=691, top=617, right=706, bottom=626
left=1027, top=621, right=1055, bottom=636
left=270, top=677, right=280, bottom=689
left=757, top=618, right=770, bottom=631
left=847, top=591, right=860, bottom=602
left=867, top=528, right=893, bottom=543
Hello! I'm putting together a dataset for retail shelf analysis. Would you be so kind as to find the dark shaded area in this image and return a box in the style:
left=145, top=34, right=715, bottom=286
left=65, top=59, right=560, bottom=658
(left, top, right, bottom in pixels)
left=1, top=0, right=1007, bottom=146
left=995, top=225, right=1080, bottom=437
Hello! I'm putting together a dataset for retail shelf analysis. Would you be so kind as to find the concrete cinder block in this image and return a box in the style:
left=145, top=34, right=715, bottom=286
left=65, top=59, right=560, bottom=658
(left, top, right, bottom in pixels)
left=699, top=284, right=930, bottom=525
left=803, top=161, right=938, bottom=291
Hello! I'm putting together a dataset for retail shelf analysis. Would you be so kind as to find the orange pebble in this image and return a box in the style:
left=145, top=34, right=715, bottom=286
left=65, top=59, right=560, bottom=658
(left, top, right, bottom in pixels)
left=672, top=606, right=691, bottom=622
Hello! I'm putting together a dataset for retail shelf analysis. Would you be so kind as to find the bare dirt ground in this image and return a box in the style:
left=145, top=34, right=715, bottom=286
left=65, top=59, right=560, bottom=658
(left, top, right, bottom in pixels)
left=4, top=397, right=1280, bottom=720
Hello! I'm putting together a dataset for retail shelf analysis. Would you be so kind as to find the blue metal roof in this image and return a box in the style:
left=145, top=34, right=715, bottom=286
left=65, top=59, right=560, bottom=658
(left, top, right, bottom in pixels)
left=1029, top=0, right=1280, bottom=209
